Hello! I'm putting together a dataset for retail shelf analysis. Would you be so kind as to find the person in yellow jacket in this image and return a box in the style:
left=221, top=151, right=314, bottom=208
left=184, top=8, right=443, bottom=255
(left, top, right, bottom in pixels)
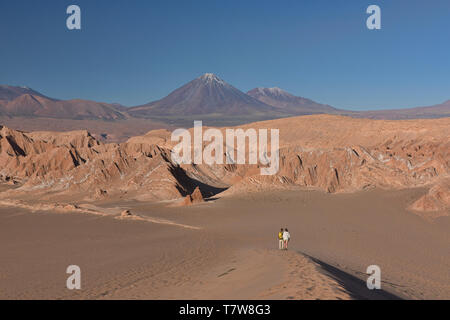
left=278, top=228, right=284, bottom=250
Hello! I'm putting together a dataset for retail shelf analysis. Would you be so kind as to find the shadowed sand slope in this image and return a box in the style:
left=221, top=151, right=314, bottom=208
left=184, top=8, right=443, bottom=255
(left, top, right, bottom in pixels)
left=1, top=188, right=448, bottom=299
left=302, top=254, right=400, bottom=300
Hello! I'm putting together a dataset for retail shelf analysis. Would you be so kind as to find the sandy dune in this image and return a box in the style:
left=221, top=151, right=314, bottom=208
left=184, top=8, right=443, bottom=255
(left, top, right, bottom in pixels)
left=0, top=187, right=448, bottom=300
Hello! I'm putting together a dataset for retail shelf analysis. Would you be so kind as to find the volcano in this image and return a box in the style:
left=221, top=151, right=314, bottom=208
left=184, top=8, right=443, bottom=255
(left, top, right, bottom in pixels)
left=128, top=74, right=284, bottom=126
left=247, top=87, right=339, bottom=115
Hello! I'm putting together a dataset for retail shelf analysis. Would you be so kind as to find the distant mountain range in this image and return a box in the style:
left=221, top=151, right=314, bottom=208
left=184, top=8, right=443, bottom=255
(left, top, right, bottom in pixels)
left=345, top=100, right=450, bottom=120
left=0, top=85, right=126, bottom=120
left=0, top=85, right=53, bottom=101
left=1, top=75, right=449, bottom=126
left=247, top=87, right=340, bottom=115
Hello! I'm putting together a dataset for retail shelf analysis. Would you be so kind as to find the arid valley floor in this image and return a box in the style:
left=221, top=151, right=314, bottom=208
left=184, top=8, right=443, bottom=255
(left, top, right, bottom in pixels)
left=0, top=115, right=449, bottom=300
left=1, top=187, right=449, bottom=299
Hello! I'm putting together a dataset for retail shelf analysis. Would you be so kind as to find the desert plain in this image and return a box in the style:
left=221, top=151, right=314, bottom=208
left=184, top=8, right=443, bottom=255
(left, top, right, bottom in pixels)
left=0, top=115, right=449, bottom=300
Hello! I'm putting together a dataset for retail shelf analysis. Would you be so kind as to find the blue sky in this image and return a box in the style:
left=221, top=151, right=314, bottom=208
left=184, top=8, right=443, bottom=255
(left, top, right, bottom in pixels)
left=0, top=0, right=449, bottom=110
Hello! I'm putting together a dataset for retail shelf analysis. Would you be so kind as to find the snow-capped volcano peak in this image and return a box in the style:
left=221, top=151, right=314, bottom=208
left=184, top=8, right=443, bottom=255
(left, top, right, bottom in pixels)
left=254, top=87, right=293, bottom=97
left=247, top=87, right=338, bottom=114
left=251, top=87, right=294, bottom=98
left=129, top=73, right=277, bottom=121
left=198, top=73, right=225, bottom=85
left=201, top=73, right=216, bottom=79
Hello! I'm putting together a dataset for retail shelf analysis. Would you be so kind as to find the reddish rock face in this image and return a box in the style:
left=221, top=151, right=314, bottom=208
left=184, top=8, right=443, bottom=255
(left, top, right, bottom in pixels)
left=182, top=187, right=205, bottom=206
left=0, top=115, right=449, bottom=215
left=0, top=125, right=196, bottom=202
left=410, top=179, right=450, bottom=212
left=191, top=187, right=204, bottom=202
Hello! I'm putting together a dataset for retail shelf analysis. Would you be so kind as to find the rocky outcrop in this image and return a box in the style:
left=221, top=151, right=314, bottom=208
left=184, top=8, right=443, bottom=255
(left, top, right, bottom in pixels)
left=0, top=126, right=201, bottom=202
left=409, top=179, right=450, bottom=214
left=0, top=115, right=449, bottom=209
left=182, top=187, right=205, bottom=206
left=120, top=209, right=133, bottom=217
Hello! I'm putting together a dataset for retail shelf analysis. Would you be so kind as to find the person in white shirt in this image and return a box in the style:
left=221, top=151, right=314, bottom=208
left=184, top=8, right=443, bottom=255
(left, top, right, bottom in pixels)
left=283, top=228, right=291, bottom=250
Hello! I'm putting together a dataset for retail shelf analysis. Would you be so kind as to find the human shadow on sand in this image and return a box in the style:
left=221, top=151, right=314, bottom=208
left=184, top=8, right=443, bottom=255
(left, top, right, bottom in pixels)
left=300, top=252, right=403, bottom=300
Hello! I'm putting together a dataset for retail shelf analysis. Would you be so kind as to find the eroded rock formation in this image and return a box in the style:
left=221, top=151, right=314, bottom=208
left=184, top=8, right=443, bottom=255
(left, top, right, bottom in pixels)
left=1, top=115, right=449, bottom=215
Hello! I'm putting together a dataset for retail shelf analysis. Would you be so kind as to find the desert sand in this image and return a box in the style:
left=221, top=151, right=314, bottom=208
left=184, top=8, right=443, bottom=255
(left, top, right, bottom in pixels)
left=0, top=115, right=449, bottom=300
left=0, top=187, right=448, bottom=300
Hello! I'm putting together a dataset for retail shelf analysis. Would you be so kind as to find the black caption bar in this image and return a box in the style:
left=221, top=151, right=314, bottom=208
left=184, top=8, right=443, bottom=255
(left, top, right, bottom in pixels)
left=2, top=300, right=445, bottom=319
